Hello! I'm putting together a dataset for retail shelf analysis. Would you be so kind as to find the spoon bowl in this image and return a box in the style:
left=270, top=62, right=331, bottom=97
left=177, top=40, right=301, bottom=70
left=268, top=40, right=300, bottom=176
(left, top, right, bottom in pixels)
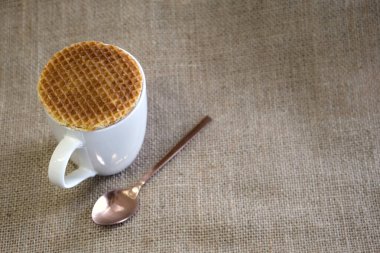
left=91, top=116, right=211, bottom=225
left=92, top=187, right=140, bottom=225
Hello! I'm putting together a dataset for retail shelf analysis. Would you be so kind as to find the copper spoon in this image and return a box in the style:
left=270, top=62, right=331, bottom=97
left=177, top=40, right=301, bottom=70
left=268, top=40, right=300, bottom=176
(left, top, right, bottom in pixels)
left=92, top=116, right=212, bottom=225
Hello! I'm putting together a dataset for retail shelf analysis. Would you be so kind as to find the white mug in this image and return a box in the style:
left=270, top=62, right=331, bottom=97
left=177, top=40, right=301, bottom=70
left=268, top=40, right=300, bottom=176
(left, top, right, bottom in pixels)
left=46, top=51, right=147, bottom=188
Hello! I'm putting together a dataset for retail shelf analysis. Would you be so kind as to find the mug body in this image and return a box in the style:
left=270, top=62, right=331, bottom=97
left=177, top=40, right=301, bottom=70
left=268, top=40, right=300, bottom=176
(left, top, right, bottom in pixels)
left=47, top=50, right=147, bottom=176
left=40, top=43, right=147, bottom=188
left=48, top=83, right=147, bottom=175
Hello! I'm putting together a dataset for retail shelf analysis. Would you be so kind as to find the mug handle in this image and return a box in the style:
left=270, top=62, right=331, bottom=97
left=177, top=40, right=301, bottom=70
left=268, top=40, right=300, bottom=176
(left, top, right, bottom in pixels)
left=48, top=135, right=97, bottom=188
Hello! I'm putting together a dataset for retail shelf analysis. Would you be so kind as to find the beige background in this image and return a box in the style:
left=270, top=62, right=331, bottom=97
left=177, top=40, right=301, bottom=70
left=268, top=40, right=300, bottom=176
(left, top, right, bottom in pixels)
left=1, top=0, right=380, bottom=252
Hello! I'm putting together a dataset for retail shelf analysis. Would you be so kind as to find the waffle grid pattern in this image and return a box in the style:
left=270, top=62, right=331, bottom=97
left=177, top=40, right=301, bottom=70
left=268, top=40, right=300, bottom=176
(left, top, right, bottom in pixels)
left=37, top=41, right=143, bottom=131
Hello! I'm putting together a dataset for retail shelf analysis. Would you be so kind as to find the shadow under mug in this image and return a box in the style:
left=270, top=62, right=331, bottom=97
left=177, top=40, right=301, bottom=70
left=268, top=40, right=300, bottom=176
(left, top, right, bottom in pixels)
left=46, top=50, right=147, bottom=188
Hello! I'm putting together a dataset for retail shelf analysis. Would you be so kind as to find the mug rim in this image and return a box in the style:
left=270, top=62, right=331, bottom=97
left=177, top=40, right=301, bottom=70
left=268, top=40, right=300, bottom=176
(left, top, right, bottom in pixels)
left=42, top=45, right=146, bottom=133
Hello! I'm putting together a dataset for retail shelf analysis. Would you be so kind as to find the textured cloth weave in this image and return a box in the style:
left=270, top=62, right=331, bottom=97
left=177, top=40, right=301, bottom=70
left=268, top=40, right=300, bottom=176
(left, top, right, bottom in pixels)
left=1, top=0, right=380, bottom=252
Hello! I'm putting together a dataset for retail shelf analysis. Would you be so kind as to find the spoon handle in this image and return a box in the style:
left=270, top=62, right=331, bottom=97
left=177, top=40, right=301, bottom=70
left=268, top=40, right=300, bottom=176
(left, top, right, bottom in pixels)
left=140, top=116, right=212, bottom=184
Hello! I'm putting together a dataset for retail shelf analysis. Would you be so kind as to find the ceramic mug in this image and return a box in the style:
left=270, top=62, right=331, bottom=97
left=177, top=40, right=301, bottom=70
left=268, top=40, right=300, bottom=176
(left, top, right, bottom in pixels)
left=46, top=51, right=147, bottom=188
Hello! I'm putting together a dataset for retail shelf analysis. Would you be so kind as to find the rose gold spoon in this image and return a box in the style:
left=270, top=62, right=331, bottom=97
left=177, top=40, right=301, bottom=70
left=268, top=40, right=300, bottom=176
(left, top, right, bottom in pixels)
left=92, top=116, right=212, bottom=225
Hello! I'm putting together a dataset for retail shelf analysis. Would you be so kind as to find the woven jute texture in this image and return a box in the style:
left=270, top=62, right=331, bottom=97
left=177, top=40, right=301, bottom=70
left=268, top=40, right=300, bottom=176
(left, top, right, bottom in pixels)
left=1, top=0, right=380, bottom=252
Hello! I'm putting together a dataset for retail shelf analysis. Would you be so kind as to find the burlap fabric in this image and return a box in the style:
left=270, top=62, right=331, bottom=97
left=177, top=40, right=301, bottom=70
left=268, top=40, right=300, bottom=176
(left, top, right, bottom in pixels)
left=1, top=0, right=379, bottom=252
